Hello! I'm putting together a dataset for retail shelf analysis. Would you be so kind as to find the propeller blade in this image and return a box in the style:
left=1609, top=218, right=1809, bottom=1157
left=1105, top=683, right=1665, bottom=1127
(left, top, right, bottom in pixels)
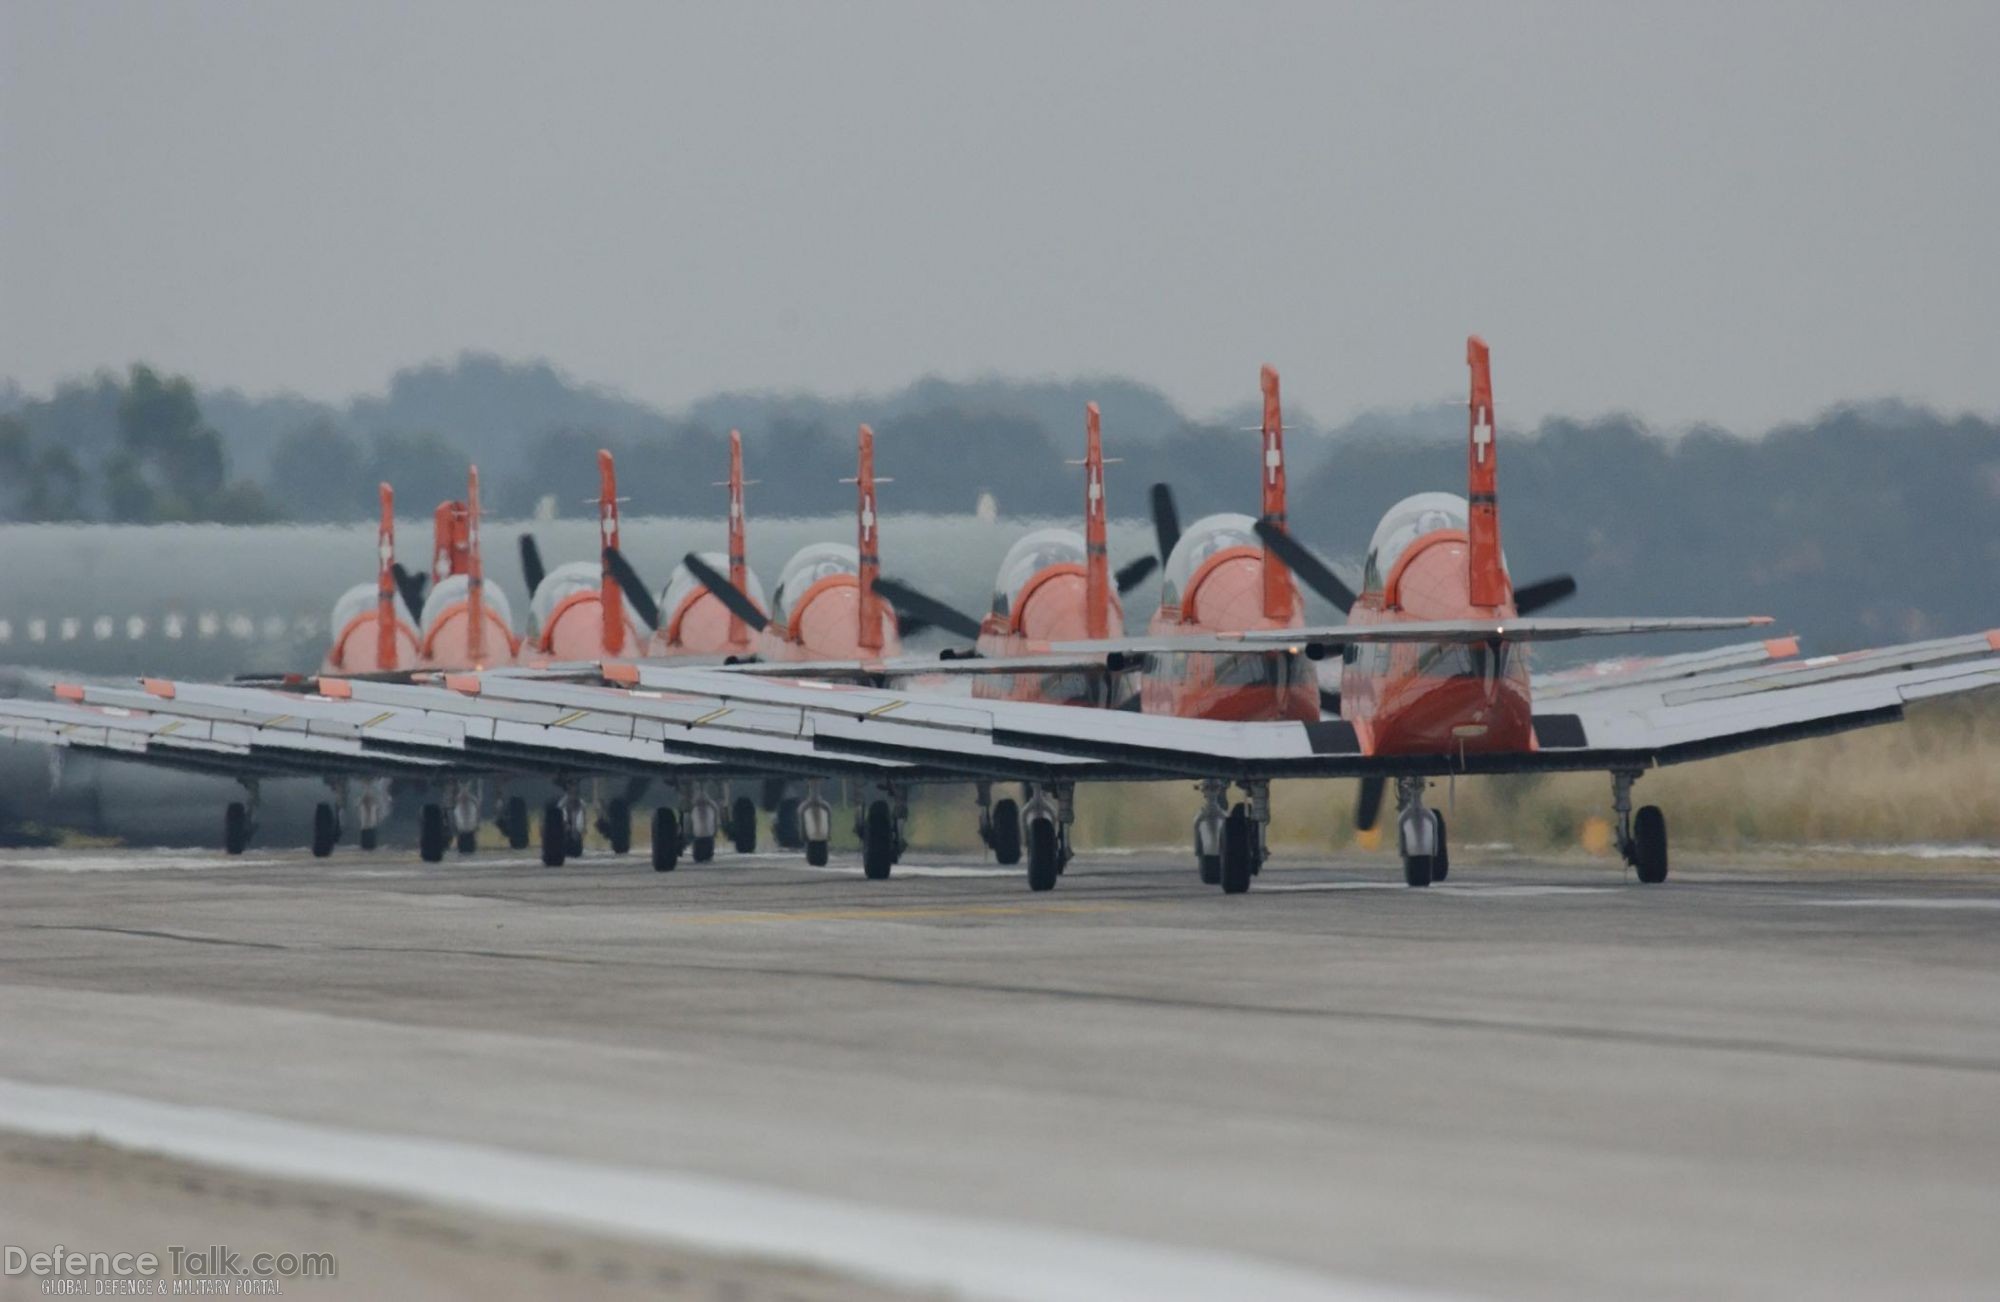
left=1513, top=574, right=1578, bottom=616
left=1355, top=774, right=1386, bottom=832
left=1113, top=554, right=1159, bottom=594
left=1318, top=687, right=1342, bottom=717
left=390, top=563, right=427, bottom=618
left=1253, top=520, right=1356, bottom=614
left=518, top=533, right=547, bottom=595
left=872, top=576, right=982, bottom=642
left=1149, top=483, right=1181, bottom=563
left=681, top=552, right=770, bottom=634
left=601, top=546, right=663, bottom=631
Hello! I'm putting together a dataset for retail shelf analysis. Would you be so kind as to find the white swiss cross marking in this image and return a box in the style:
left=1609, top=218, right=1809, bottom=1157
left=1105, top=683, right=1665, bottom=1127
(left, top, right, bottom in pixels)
left=600, top=506, right=617, bottom=546
left=861, top=496, right=876, bottom=542
left=378, top=537, right=394, bottom=567
left=1265, top=431, right=1283, bottom=484
left=730, top=495, right=742, bottom=521
left=1088, top=469, right=1103, bottom=517
left=1473, top=415, right=1493, bottom=464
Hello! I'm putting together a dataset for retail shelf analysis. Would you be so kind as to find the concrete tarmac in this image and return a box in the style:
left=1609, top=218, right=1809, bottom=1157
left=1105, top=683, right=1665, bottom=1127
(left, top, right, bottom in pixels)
left=3, top=841, right=1998, bottom=1299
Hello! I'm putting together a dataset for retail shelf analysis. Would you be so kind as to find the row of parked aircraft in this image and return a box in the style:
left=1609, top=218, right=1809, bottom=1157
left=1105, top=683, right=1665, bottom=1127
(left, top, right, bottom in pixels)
left=5, top=338, right=1995, bottom=893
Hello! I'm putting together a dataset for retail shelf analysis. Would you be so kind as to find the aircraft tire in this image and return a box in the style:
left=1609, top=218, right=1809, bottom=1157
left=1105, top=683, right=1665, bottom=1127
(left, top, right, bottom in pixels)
left=224, top=802, right=249, bottom=856
left=731, top=795, right=758, bottom=854
left=605, top=797, right=633, bottom=855
left=805, top=839, right=829, bottom=867
left=652, top=807, right=679, bottom=872
left=1198, top=855, right=1220, bottom=886
left=691, top=836, right=715, bottom=864
left=311, top=803, right=337, bottom=858
left=359, top=827, right=379, bottom=852
left=1633, top=805, right=1669, bottom=884
left=1431, top=812, right=1449, bottom=882
left=1402, top=851, right=1433, bottom=887
left=1026, top=818, right=1060, bottom=892
left=540, top=802, right=567, bottom=867
left=990, top=799, right=1022, bottom=865
left=774, top=798, right=803, bottom=850
left=504, top=796, right=530, bottom=849
left=418, top=804, right=447, bottom=864
left=862, top=800, right=895, bottom=880
left=1221, top=805, right=1254, bottom=894
left=456, top=829, right=477, bottom=855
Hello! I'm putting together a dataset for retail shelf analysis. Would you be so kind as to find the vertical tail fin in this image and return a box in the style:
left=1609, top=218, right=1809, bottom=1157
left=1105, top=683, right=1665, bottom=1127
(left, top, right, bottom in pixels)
left=854, top=424, right=884, bottom=653
left=726, top=429, right=752, bottom=650
left=1259, top=364, right=1291, bottom=620
left=852, top=426, right=884, bottom=652
left=466, top=465, right=487, bottom=668
left=1083, top=403, right=1111, bottom=640
left=431, top=501, right=459, bottom=583
left=376, top=483, right=399, bottom=670
left=596, top=448, right=625, bottom=657
left=1465, top=335, right=1508, bottom=608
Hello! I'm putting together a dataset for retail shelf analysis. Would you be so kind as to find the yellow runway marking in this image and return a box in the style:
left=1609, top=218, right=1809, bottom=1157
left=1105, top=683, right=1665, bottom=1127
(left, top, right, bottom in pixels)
left=673, top=901, right=1140, bottom=925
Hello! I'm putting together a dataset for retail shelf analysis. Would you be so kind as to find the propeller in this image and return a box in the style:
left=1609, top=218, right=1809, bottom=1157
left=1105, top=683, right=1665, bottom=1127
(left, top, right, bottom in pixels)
left=1149, top=483, right=1181, bottom=565
left=601, top=545, right=663, bottom=631
left=681, top=552, right=771, bottom=634
left=1355, top=774, right=1386, bottom=832
left=1252, top=520, right=1357, bottom=614
left=390, top=563, right=428, bottom=619
left=519, top=533, right=547, bottom=596
left=1512, top=574, right=1578, bottom=616
left=872, top=576, right=983, bottom=642
left=1113, top=554, right=1159, bottom=594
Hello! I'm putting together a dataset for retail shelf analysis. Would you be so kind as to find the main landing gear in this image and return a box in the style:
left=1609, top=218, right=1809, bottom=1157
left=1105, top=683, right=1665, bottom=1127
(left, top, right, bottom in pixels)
left=799, top=779, right=833, bottom=868
left=858, top=782, right=908, bottom=880
left=223, top=780, right=259, bottom=856
left=1612, top=771, right=1669, bottom=883
left=540, top=780, right=587, bottom=867
left=977, top=782, right=1023, bottom=867
left=1395, top=777, right=1449, bottom=886
left=1020, top=782, right=1073, bottom=892
left=1194, top=778, right=1269, bottom=894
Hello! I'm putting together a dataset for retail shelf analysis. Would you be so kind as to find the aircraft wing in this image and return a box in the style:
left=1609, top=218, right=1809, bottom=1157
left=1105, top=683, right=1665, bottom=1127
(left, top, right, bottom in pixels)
left=1531, top=637, right=1800, bottom=699
left=677, top=628, right=2000, bottom=781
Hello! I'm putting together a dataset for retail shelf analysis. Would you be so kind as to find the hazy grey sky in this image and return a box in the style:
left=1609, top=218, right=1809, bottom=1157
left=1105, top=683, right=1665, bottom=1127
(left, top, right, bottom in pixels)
left=4, top=1, right=1995, bottom=430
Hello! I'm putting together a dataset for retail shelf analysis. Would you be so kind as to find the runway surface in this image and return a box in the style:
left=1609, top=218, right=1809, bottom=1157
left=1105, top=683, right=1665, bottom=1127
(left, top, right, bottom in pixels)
left=3, top=841, right=1999, bottom=1299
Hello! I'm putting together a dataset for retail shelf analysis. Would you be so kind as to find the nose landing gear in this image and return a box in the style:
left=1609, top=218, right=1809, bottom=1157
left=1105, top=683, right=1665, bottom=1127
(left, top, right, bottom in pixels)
left=1395, top=777, right=1446, bottom=887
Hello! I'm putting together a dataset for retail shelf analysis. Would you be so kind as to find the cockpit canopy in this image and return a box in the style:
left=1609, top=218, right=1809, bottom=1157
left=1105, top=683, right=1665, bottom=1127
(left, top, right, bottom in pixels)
left=660, top=552, right=768, bottom=626
left=990, top=528, right=1085, bottom=617
left=772, top=542, right=857, bottom=623
left=1362, top=492, right=1478, bottom=593
left=419, top=573, right=515, bottom=634
left=327, top=582, right=416, bottom=636
left=1161, top=513, right=1259, bottom=609
left=527, top=561, right=602, bottom=632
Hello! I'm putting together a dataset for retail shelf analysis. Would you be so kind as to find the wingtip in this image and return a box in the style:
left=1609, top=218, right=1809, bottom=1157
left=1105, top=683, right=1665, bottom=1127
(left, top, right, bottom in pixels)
left=1764, top=636, right=1801, bottom=660
left=53, top=683, right=84, bottom=702
left=603, top=661, right=640, bottom=685
left=141, top=677, right=176, bottom=700
left=1986, top=629, right=2000, bottom=652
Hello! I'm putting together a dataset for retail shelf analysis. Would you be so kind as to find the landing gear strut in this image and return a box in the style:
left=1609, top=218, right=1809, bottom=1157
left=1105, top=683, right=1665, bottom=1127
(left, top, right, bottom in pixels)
left=1612, top=771, right=1669, bottom=883
left=1197, top=779, right=1269, bottom=893
left=1395, top=777, right=1446, bottom=887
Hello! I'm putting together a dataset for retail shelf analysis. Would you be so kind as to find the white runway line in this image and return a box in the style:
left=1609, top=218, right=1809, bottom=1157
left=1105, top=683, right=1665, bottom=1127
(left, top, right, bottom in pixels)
left=1803, top=896, right=2000, bottom=912
left=1257, top=881, right=1620, bottom=898
left=798, top=861, right=1021, bottom=878
left=0, top=851, right=293, bottom=872
left=0, top=1079, right=1443, bottom=1302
